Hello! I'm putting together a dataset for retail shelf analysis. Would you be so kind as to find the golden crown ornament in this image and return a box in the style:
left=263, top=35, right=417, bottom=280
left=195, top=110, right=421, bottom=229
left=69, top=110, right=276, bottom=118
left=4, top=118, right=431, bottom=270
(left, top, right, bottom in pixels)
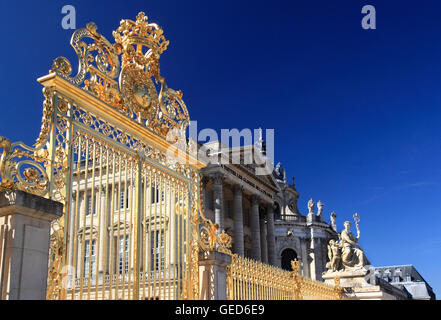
left=50, top=12, right=189, bottom=140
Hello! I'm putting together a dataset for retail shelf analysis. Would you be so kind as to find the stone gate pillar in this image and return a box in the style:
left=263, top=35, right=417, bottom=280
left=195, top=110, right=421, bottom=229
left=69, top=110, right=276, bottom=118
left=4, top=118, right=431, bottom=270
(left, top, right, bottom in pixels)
left=0, top=190, right=63, bottom=300
left=198, top=251, right=232, bottom=300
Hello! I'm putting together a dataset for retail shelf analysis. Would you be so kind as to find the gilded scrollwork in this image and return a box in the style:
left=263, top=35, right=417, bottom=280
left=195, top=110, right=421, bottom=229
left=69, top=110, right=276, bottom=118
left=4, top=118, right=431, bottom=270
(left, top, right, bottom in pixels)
left=49, top=12, right=189, bottom=140
left=71, top=103, right=194, bottom=179
left=46, top=217, right=65, bottom=300
left=34, top=86, right=55, bottom=149
left=51, top=22, right=120, bottom=86
left=0, top=135, right=52, bottom=196
left=0, top=137, right=15, bottom=191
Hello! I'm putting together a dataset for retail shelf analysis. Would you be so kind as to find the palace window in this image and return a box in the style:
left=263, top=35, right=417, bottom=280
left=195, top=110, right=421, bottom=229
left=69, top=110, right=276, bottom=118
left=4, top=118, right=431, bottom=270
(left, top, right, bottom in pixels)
left=83, top=240, right=96, bottom=278
left=150, top=230, right=165, bottom=271
left=86, top=194, right=96, bottom=216
left=118, top=235, right=129, bottom=274
left=151, top=185, right=165, bottom=204
left=119, top=187, right=129, bottom=209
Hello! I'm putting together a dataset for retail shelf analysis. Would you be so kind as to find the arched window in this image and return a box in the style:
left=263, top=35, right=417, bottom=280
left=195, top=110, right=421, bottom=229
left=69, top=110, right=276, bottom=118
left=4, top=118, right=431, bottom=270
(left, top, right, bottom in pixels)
left=281, top=248, right=298, bottom=271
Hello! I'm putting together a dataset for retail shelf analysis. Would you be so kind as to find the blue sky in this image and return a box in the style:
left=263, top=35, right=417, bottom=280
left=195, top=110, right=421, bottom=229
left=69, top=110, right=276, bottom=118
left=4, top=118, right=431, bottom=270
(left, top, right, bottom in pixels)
left=1, top=0, right=440, bottom=297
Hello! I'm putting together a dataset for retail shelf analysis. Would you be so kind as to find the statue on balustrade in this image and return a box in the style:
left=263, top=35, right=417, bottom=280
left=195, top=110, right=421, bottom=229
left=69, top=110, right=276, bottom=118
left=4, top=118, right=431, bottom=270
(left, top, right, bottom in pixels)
left=307, top=198, right=315, bottom=214
left=273, top=162, right=284, bottom=182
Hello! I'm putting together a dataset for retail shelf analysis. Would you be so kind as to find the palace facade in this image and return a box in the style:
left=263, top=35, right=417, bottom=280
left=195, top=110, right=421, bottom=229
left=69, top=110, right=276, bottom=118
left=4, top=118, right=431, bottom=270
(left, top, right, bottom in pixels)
left=200, top=139, right=337, bottom=281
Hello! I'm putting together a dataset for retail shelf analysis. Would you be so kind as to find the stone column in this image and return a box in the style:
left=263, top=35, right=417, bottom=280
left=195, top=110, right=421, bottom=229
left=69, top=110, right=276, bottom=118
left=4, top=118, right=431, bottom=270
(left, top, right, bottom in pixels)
left=260, top=214, right=268, bottom=263
left=250, top=195, right=261, bottom=261
left=0, top=190, right=63, bottom=300
left=212, top=173, right=225, bottom=232
left=300, top=237, right=311, bottom=278
left=201, top=176, right=210, bottom=212
left=233, top=184, right=244, bottom=256
left=266, top=203, right=277, bottom=265
left=198, top=251, right=232, bottom=300
left=309, top=228, right=321, bottom=281
left=316, top=238, right=324, bottom=281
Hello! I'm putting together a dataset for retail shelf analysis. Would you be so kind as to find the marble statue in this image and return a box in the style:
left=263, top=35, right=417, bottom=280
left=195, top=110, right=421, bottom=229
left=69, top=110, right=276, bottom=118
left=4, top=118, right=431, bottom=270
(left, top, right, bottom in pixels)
left=330, top=211, right=337, bottom=231
left=317, top=200, right=324, bottom=216
left=339, top=221, right=370, bottom=270
left=325, top=215, right=370, bottom=273
left=307, top=198, right=315, bottom=214
left=274, top=162, right=283, bottom=181
left=255, top=127, right=266, bottom=153
left=326, top=239, right=342, bottom=272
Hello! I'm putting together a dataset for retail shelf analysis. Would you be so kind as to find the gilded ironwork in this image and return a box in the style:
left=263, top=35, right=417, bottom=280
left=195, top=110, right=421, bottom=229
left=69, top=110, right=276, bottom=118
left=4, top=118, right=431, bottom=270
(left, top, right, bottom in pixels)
left=225, top=256, right=342, bottom=300
left=291, top=259, right=343, bottom=300
left=0, top=12, right=206, bottom=301
left=50, top=11, right=189, bottom=141
left=226, top=254, right=294, bottom=300
left=0, top=136, right=51, bottom=196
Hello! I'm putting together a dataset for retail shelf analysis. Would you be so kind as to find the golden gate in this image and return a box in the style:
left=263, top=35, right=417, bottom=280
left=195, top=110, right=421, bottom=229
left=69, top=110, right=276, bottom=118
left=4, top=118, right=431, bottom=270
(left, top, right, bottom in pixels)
left=0, top=12, right=221, bottom=300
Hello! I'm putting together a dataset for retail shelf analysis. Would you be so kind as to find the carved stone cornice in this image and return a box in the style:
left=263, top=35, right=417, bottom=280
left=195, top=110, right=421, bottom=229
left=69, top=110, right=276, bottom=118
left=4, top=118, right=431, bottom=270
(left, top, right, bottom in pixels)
left=221, top=164, right=274, bottom=200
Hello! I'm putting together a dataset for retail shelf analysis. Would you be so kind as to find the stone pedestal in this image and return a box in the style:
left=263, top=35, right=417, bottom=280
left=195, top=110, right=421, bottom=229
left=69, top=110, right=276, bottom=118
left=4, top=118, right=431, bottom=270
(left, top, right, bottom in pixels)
left=0, top=190, right=63, bottom=300
left=323, top=268, right=370, bottom=288
left=323, top=267, right=409, bottom=300
left=198, top=251, right=232, bottom=300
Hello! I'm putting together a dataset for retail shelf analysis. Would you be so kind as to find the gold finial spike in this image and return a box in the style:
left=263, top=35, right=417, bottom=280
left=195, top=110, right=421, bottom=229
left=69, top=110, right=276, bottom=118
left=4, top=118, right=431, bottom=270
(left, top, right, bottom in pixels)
left=291, top=259, right=300, bottom=275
